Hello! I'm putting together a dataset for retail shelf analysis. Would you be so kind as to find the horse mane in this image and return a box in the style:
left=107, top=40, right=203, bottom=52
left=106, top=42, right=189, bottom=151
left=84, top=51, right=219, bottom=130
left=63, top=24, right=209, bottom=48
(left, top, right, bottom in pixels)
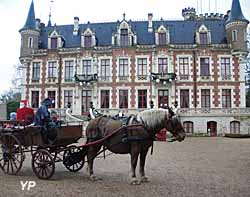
left=137, top=109, right=169, bottom=132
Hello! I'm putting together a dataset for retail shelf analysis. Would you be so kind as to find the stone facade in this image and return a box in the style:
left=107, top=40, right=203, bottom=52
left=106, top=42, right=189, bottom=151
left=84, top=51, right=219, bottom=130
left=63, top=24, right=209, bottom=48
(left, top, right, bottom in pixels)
left=19, top=0, right=250, bottom=135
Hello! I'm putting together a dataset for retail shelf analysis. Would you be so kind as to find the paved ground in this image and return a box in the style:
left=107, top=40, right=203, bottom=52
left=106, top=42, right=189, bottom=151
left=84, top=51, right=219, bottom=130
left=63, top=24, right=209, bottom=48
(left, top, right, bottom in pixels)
left=0, top=137, right=250, bottom=197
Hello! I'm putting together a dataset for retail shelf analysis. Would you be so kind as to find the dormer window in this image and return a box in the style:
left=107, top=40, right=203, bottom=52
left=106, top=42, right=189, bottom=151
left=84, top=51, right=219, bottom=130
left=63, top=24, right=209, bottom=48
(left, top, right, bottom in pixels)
left=155, top=25, right=170, bottom=45
left=120, top=29, right=129, bottom=46
left=196, top=24, right=211, bottom=45
left=158, top=32, right=166, bottom=45
left=51, top=37, right=58, bottom=49
left=48, top=30, right=62, bottom=49
left=81, top=28, right=96, bottom=48
left=84, top=35, right=92, bottom=48
left=200, top=32, right=208, bottom=45
left=112, top=20, right=137, bottom=47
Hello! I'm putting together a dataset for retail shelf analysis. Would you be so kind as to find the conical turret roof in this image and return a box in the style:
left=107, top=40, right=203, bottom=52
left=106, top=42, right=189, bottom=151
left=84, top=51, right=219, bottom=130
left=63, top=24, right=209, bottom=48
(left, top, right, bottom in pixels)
left=19, top=0, right=37, bottom=32
left=226, top=0, right=249, bottom=24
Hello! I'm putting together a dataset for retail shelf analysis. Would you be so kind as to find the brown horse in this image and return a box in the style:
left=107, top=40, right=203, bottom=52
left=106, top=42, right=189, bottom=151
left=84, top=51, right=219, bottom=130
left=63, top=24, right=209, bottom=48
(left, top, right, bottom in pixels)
left=84, top=108, right=185, bottom=184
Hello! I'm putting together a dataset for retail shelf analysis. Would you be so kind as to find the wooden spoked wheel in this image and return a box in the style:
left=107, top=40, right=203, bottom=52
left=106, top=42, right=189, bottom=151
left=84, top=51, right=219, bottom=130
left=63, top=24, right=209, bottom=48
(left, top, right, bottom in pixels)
left=63, top=147, right=85, bottom=172
left=0, top=133, right=24, bottom=175
left=32, top=149, right=55, bottom=180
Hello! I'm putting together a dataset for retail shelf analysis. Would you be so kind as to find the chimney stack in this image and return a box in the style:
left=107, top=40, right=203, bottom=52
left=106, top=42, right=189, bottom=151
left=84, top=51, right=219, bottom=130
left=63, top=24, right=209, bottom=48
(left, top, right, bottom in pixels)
left=148, top=13, right=153, bottom=33
left=73, top=16, right=79, bottom=35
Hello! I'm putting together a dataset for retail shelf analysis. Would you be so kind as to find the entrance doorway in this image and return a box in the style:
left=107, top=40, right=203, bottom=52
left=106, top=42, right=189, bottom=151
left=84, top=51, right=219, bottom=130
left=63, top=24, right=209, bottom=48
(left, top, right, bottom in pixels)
left=207, top=121, right=217, bottom=136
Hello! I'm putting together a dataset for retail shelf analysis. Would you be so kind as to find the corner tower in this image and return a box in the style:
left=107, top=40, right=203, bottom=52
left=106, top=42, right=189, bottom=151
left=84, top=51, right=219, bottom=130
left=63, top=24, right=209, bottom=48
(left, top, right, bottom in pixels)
left=225, top=0, right=249, bottom=52
left=19, top=0, right=40, bottom=60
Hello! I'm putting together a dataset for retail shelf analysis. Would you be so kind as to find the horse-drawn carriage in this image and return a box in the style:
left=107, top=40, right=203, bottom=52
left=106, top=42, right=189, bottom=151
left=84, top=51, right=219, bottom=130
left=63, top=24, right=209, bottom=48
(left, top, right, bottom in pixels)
left=0, top=120, right=84, bottom=179
left=0, top=108, right=185, bottom=184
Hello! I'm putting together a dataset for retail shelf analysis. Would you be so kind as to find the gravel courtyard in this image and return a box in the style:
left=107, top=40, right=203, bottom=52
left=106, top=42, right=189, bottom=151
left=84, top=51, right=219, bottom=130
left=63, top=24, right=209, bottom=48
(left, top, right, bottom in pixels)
left=0, top=137, right=250, bottom=197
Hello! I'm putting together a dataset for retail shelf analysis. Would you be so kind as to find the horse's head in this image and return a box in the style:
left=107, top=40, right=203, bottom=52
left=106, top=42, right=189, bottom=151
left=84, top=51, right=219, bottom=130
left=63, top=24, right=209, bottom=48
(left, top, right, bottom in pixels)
left=165, top=115, right=185, bottom=142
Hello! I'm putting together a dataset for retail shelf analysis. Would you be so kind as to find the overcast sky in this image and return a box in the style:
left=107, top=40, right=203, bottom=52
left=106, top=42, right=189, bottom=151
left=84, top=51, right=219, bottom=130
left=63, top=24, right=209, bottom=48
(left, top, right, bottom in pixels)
left=0, top=0, right=249, bottom=95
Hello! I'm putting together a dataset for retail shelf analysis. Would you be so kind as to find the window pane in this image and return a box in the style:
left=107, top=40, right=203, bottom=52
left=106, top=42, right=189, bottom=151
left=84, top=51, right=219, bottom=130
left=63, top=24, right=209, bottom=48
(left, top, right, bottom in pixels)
left=32, top=62, right=40, bottom=81
left=119, top=90, right=128, bottom=109
left=138, top=90, right=147, bottom=108
left=65, top=61, right=74, bottom=81
left=200, top=58, right=210, bottom=76
left=101, top=90, right=110, bottom=108
left=180, top=90, right=189, bottom=108
left=31, top=91, right=39, bottom=108
left=64, top=90, right=73, bottom=108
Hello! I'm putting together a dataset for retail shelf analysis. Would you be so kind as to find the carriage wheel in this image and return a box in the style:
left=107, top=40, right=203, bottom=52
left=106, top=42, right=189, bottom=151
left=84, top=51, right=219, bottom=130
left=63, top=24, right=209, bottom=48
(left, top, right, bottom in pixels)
left=32, top=149, right=55, bottom=180
left=63, top=147, right=85, bottom=172
left=0, top=133, right=24, bottom=175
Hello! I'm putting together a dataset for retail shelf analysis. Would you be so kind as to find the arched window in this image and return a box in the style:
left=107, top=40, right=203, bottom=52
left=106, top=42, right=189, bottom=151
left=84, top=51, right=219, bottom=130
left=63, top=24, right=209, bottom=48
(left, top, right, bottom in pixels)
left=81, top=28, right=95, bottom=48
left=48, top=30, right=62, bottom=49
left=183, top=121, right=193, bottom=133
left=196, top=24, right=211, bottom=45
left=230, top=121, right=240, bottom=134
left=155, top=25, right=170, bottom=45
left=28, top=37, right=33, bottom=48
left=232, top=30, right=238, bottom=42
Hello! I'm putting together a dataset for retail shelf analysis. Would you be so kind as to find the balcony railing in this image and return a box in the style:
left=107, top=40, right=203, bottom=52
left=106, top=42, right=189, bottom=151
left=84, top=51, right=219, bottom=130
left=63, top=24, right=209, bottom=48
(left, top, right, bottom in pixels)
left=179, top=108, right=250, bottom=117
left=137, top=75, right=148, bottom=80
left=200, top=75, right=211, bottom=80
left=74, top=73, right=98, bottom=85
left=151, top=72, right=176, bottom=83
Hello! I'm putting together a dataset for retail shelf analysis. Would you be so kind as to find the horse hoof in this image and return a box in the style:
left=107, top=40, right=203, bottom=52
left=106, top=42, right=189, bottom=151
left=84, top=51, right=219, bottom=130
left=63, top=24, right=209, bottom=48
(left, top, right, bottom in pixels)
left=130, top=178, right=140, bottom=185
left=89, top=175, right=101, bottom=181
left=141, top=176, right=150, bottom=183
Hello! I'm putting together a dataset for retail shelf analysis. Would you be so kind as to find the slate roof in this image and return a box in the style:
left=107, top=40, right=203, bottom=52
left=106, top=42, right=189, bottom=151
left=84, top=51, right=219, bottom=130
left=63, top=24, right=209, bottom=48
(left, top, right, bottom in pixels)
left=20, top=0, right=37, bottom=32
left=226, top=0, right=249, bottom=24
left=39, top=19, right=227, bottom=49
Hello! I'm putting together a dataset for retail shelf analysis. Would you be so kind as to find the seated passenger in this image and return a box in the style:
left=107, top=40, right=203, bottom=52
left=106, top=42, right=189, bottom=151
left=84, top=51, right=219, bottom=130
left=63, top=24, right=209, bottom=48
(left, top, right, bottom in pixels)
left=34, top=98, right=57, bottom=144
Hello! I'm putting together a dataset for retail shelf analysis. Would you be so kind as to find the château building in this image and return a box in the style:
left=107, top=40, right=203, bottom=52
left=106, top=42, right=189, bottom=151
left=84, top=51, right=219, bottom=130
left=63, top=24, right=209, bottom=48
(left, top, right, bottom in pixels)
left=19, top=0, right=250, bottom=135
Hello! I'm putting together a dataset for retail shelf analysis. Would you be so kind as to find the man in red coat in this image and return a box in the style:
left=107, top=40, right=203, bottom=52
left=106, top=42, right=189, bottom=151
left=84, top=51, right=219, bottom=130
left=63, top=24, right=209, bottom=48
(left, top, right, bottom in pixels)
left=16, top=100, right=34, bottom=125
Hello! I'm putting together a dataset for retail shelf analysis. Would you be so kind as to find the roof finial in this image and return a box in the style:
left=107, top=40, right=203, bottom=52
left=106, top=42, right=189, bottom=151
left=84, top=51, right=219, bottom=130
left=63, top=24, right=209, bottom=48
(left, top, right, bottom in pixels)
left=48, top=0, right=54, bottom=27
left=123, top=13, right=126, bottom=20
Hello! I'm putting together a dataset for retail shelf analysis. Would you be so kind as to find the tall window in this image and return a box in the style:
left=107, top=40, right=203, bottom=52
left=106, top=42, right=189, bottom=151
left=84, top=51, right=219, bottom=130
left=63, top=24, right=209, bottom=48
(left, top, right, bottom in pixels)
left=230, top=121, right=240, bottom=134
left=137, top=58, right=147, bottom=79
left=120, top=29, right=129, bottom=46
left=232, top=30, right=237, bottom=42
left=101, top=90, right=110, bottom=108
left=200, top=58, right=210, bottom=77
left=82, top=90, right=92, bottom=114
left=183, top=121, right=193, bottom=133
left=48, top=91, right=56, bottom=108
left=158, top=32, right=166, bottom=45
left=51, top=37, right=58, bottom=49
left=64, top=90, right=73, bottom=108
left=200, top=32, right=208, bottom=44
left=82, top=60, right=91, bottom=76
left=28, top=37, right=33, bottom=48
left=179, top=57, right=189, bottom=80
left=138, top=90, right=147, bottom=109
left=32, top=62, right=40, bottom=81
left=221, top=57, right=231, bottom=80
left=48, top=61, right=57, bottom=79
left=201, top=89, right=210, bottom=108
left=222, top=89, right=231, bottom=108
left=158, top=90, right=168, bottom=108
left=119, top=58, right=129, bottom=80
left=180, top=89, right=189, bottom=108
left=100, top=59, right=110, bottom=81
left=65, top=60, right=74, bottom=82
left=31, top=91, right=39, bottom=108
left=158, top=58, right=168, bottom=74
left=84, top=35, right=92, bottom=48
left=119, top=90, right=128, bottom=109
